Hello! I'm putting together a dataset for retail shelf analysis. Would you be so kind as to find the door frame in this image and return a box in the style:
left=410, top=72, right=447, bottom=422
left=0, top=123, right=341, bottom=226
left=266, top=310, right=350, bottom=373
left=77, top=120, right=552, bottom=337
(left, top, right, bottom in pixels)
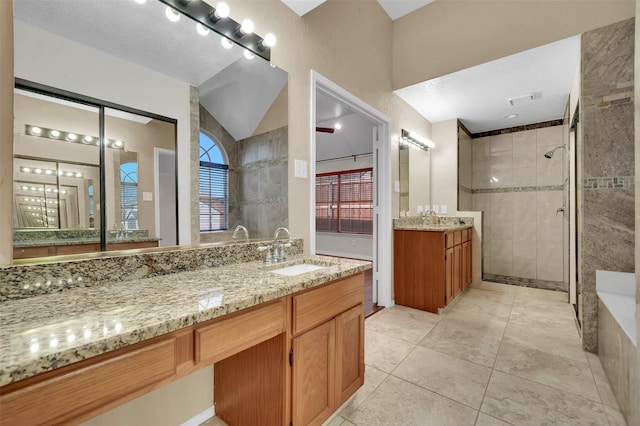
left=310, top=71, right=393, bottom=307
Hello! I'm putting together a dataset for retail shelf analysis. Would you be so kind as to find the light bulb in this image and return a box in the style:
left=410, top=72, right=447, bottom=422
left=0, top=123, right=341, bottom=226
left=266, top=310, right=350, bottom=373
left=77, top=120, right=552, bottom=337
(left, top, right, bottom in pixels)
left=113, top=140, right=124, bottom=148
left=216, top=2, right=230, bottom=18
left=244, top=49, right=255, bottom=60
left=335, top=123, right=342, bottom=130
left=22, top=167, right=31, bottom=173
left=240, top=19, right=254, bottom=35
left=75, top=172, right=83, bottom=178
left=196, top=23, right=209, bottom=36
left=263, top=33, right=276, bottom=47
left=50, top=130, right=60, bottom=138
left=34, top=168, right=42, bottom=174
left=67, top=133, right=77, bottom=141
left=221, top=37, right=233, bottom=49
left=30, top=126, right=42, bottom=135
left=66, top=172, right=73, bottom=177
left=83, top=135, right=93, bottom=143
left=45, top=169, right=53, bottom=175
left=165, top=6, right=180, bottom=22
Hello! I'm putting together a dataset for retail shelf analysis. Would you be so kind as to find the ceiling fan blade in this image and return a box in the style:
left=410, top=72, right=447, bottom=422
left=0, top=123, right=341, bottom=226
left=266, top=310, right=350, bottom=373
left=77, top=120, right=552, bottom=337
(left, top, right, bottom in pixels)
left=316, top=127, right=335, bottom=134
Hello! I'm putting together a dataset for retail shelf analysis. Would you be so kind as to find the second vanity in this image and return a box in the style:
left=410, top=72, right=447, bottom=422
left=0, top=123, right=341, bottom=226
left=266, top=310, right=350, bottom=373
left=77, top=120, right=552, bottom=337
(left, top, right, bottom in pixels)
left=0, top=243, right=370, bottom=426
left=393, top=217, right=473, bottom=313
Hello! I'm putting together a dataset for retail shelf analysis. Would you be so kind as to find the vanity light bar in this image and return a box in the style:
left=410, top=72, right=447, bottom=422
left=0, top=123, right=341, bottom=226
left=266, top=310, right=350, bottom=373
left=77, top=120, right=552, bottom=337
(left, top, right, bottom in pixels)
left=19, top=185, right=67, bottom=194
left=20, top=167, right=84, bottom=179
left=158, top=0, right=273, bottom=62
left=400, top=129, right=435, bottom=151
left=25, top=125, right=125, bottom=150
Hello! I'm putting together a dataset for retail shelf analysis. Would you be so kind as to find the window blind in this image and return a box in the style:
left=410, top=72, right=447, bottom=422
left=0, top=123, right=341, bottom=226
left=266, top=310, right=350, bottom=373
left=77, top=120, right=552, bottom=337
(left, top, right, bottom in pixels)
left=199, top=160, right=228, bottom=232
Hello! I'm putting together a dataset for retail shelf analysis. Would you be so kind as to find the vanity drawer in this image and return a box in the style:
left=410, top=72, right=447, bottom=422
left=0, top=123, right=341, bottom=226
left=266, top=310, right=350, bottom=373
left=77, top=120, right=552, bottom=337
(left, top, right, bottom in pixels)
left=445, top=232, right=455, bottom=248
left=293, top=273, right=364, bottom=336
left=195, top=298, right=286, bottom=364
left=0, top=338, right=176, bottom=426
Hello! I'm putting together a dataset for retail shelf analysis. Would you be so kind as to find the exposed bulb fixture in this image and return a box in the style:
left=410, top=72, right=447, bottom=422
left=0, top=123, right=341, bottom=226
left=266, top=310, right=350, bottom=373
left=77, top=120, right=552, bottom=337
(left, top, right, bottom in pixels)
left=400, top=129, right=435, bottom=151
left=23, top=167, right=31, bottom=173
left=49, top=130, right=60, bottom=138
left=34, top=168, right=42, bottom=174
left=243, top=49, right=255, bottom=60
left=165, top=6, right=181, bottom=22
left=221, top=37, right=233, bottom=49
left=113, top=140, right=124, bottom=148
left=334, top=123, right=342, bottom=130
left=196, top=23, right=209, bottom=36
left=67, top=133, right=77, bottom=141
left=30, top=126, right=42, bottom=135
left=83, top=135, right=93, bottom=143
left=241, top=19, right=254, bottom=34
left=263, top=33, right=277, bottom=48
left=209, top=1, right=230, bottom=22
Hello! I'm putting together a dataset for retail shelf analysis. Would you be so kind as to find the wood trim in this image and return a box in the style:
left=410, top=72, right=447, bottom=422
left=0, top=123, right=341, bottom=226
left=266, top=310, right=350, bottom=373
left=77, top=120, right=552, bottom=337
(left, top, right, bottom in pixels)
left=335, top=304, right=364, bottom=406
left=0, top=339, right=176, bottom=426
left=195, top=298, right=286, bottom=364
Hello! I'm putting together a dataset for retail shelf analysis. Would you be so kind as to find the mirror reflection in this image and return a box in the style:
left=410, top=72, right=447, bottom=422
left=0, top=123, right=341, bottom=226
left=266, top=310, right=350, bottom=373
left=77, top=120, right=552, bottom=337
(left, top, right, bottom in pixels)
left=398, top=143, right=431, bottom=217
left=12, top=0, right=288, bottom=259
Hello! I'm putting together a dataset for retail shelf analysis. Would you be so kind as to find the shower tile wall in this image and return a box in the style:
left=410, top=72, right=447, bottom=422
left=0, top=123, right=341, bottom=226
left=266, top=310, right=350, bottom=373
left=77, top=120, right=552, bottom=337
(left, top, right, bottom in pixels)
left=471, top=125, right=567, bottom=291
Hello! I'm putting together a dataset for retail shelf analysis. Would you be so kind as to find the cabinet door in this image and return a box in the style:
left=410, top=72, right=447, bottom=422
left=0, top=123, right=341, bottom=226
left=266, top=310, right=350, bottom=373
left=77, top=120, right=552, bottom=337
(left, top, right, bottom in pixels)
left=454, top=243, right=462, bottom=297
left=335, top=304, right=364, bottom=406
left=445, top=247, right=454, bottom=304
left=292, top=320, right=336, bottom=426
left=463, top=241, right=472, bottom=288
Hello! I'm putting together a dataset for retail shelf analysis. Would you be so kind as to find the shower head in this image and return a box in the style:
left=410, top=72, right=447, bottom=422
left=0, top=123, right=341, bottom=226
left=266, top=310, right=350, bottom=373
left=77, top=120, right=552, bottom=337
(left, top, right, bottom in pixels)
left=544, top=145, right=565, bottom=159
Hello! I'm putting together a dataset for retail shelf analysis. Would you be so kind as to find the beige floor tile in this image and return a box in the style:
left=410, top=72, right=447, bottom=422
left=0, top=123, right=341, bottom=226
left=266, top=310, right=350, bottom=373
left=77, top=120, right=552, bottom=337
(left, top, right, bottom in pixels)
left=516, top=285, right=568, bottom=302
left=502, top=323, right=588, bottom=363
left=420, top=317, right=504, bottom=367
left=481, top=371, right=608, bottom=426
left=449, top=296, right=513, bottom=321
left=364, top=329, right=414, bottom=373
left=511, top=297, right=575, bottom=318
left=460, top=288, right=516, bottom=306
left=345, top=375, right=478, bottom=426
left=494, top=342, right=600, bottom=402
left=337, top=365, right=388, bottom=418
left=506, top=309, right=580, bottom=340
left=323, top=415, right=348, bottom=426
left=603, top=404, right=628, bottom=426
left=475, top=413, right=513, bottom=426
left=366, top=305, right=440, bottom=344
left=585, top=352, right=621, bottom=409
left=393, top=346, right=492, bottom=409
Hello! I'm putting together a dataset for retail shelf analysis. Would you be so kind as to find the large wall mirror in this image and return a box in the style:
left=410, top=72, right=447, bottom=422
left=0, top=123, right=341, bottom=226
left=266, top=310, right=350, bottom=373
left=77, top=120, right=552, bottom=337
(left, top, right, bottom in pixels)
left=398, top=143, right=431, bottom=216
left=12, top=0, right=288, bottom=260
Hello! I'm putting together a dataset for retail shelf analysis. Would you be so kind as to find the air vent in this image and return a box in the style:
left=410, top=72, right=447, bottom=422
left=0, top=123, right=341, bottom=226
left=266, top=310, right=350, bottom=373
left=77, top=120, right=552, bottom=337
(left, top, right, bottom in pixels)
left=508, top=94, right=534, bottom=106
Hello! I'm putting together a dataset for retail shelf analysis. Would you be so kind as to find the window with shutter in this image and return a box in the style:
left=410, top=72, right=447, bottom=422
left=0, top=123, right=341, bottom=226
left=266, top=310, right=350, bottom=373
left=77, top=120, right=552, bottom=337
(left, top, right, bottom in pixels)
left=199, top=132, right=228, bottom=232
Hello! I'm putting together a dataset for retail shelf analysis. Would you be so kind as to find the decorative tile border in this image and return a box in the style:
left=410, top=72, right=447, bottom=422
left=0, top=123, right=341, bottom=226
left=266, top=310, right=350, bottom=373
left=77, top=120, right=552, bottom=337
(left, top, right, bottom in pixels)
left=473, top=185, right=563, bottom=194
left=470, top=119, right=564, bottom=139
left=484, top=273, right=567, bottom=293
left=583, top=176, right=634, bottom=190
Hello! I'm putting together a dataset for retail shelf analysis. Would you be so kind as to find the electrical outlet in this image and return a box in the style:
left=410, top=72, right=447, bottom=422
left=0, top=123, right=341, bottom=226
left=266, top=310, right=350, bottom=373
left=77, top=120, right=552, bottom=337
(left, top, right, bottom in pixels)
left=417, top=205, right=423, bottom=214
left=143, top=192, right=153, bottom=201
left=394, top=180, right=400, bottom=192
left=441, top=205, right=447, bottom=214
left=433, top=205, right=439, bottom=214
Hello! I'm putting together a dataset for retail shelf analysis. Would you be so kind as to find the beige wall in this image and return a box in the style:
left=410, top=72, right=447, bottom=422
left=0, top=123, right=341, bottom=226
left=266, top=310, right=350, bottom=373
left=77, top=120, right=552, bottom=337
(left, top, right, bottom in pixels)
left=431, top=119, right=458, bottom=213
left=1, top=2, right=13, bottom=266
left=393, top=0, right=635, bottom=89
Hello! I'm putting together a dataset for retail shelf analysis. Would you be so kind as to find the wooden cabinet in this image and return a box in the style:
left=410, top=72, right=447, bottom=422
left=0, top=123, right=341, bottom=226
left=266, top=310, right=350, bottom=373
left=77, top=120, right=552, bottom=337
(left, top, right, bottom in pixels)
left=0, top=272, right=365, bottom=426
left=394, top=227, right=472, bottom=313
left=292, top=275, right=365, bottom=426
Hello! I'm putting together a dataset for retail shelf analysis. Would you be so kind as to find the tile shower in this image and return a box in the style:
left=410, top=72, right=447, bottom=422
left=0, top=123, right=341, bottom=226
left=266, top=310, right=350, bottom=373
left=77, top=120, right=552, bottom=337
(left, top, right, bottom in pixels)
left=469, top=125, right=568, bottom=292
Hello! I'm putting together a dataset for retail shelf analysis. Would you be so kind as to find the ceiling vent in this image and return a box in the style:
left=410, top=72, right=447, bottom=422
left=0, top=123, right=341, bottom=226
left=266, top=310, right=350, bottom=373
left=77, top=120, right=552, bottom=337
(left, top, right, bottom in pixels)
left=508, top=93, right=534, bottom=106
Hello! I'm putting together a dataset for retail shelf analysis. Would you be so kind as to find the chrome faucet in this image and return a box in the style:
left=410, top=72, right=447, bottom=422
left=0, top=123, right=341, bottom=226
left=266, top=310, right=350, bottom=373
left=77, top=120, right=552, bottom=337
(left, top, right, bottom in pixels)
left=232, top=225, right=249, bottom=242
left=273, top=227, right=292, bottom=262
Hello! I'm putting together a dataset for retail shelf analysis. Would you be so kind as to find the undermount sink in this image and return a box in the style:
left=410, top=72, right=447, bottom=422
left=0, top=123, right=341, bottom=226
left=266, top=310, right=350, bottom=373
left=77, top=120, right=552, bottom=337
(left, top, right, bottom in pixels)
left=270, top=263, right=327, bottom=276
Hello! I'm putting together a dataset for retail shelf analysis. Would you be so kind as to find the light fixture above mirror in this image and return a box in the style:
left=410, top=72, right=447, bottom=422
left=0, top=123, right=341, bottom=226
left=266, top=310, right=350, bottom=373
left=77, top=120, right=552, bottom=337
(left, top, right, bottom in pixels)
left=400, top=129, right=435, bottom=151
left=158, top=0, right=276, bottom=61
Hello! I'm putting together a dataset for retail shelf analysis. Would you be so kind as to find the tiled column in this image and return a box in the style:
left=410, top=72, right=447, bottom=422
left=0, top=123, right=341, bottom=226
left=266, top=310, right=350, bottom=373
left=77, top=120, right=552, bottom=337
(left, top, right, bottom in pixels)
left=190, top=86, right=201, bottom=244
left=580, top=18, right=635, bottom=352
left=0, top=2, right=13, bottom=266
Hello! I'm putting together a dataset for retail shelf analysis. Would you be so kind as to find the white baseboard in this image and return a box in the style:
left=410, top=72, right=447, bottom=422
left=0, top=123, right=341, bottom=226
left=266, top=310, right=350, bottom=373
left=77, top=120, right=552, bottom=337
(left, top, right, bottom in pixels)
left=180, top=406, right=215, bottom=426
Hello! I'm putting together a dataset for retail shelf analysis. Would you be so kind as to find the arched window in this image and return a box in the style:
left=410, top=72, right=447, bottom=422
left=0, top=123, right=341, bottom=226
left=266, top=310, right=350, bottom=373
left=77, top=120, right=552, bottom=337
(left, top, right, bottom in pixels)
left=199, top=132, right=228, bottom=231
left=120, top=162, right=138, bottom=230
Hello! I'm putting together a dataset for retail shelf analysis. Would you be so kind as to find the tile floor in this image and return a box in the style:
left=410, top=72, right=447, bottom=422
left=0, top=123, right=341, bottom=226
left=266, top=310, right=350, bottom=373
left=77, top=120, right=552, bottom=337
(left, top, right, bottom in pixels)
left=204, top=284, right=627, bottom=426
left=329, top=285, right=627, bottom=426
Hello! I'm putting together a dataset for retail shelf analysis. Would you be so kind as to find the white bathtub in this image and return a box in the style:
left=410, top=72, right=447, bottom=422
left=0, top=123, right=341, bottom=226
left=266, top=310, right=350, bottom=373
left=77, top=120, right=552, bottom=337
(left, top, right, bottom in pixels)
left=596, top=270, right=636, bottom=346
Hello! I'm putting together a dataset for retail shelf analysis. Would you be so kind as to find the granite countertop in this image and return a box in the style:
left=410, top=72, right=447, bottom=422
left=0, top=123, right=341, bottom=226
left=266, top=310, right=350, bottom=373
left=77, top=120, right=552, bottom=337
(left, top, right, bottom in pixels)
left=14, top=237, right=161, bottom=248
left=0, top=255, right=371, bottom=387
left=393, top=224, right=472, bottom=232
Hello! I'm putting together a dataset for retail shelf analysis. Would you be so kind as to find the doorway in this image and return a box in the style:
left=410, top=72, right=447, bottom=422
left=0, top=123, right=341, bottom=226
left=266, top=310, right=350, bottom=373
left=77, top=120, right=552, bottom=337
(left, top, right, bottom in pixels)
left=310, top=72, right=393, bottom=311
left=155, top=148, right=177, bottom=246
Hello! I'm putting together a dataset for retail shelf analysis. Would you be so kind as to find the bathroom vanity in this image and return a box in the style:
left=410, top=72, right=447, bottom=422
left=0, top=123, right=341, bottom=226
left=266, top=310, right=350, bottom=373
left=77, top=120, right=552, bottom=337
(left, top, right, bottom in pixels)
left=0, top=244, right=370, bottom=426
left=393, top=219, right=473, bottom=313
